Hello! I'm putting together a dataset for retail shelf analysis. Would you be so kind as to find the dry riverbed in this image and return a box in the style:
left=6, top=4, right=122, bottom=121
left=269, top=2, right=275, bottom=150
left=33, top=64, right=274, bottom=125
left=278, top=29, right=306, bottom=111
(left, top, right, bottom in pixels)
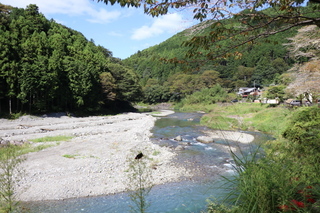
left=0, top=110, right=255, bottom=202
left=0, top=111, right=191, bottom=201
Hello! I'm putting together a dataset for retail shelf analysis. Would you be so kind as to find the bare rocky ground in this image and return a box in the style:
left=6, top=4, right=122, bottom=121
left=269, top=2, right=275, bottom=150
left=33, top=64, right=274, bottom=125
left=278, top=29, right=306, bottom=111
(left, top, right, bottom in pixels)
left=0, top=111, right=191, bottom=201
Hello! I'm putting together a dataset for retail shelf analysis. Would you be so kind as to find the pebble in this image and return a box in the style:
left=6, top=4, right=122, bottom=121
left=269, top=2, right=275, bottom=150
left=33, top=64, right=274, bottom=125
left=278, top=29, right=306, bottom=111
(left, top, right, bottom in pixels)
left=0, top=113, right=192, bottom=201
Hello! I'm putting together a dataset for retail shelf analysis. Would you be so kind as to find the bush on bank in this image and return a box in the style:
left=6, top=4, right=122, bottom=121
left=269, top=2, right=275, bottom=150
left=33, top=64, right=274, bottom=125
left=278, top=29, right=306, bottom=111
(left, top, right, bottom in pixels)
left=202, top=105, right=320, bottom=213
left=189, top=103, right=292, bottom=136
left=176, top=99, right=320, bottom=212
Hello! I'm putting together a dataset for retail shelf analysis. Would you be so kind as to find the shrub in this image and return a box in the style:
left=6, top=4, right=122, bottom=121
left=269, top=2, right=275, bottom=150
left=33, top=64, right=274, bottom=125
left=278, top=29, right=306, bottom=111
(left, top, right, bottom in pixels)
left=0, top=146, right=26, bottom=212
left=126, top=151, right=153, bottom=213
left=209, top=106, right=320, bottom=213
left=182, top=85, right=228, bottom=105
left=281, top=106, right=320, bottom=180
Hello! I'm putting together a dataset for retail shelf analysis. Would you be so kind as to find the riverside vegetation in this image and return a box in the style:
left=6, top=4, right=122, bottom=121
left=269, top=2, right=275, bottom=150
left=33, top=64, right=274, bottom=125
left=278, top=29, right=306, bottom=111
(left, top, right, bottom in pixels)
left=1, top=103, right=319, bottom=213
left=1, top=2, right=320, bottom=212
left=175, top=100, right=320, bottom=213
left=0, top=146, right=25, bottom=213
left=0, top=135, right=73, bottom=212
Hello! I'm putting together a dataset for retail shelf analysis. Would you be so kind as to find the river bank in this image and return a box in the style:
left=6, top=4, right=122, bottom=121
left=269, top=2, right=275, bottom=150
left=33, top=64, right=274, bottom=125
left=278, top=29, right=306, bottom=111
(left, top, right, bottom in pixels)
left=1, top=111, right=192, bottom=202
left=0, top=110, right=255, bottom=202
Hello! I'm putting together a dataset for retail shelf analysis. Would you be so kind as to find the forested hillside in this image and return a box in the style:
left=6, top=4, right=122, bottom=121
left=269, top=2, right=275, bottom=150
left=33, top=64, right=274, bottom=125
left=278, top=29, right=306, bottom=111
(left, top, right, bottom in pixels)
left=1, top=3, right=319, bottom=114
left=123, top=8, right=311, bottom=103
left=0, top=4, right=141, bottom=115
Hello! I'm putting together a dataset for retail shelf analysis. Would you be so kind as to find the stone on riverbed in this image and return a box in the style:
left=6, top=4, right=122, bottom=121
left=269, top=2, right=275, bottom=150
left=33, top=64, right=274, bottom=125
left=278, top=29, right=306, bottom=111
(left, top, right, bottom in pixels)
left=174, top=135, right=183, bottom=141
left=196, top=136, right=214, bottom=144
left=175, top=145, right=185, bottom=151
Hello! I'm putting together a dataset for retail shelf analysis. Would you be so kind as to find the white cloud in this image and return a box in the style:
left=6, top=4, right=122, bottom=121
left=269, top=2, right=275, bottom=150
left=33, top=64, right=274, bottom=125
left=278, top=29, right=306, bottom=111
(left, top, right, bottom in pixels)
left=86, top=8, right=121, bottom=23
left=131, top=13, right=189, bottom=40
left=2, top=0, right=122, bottom=24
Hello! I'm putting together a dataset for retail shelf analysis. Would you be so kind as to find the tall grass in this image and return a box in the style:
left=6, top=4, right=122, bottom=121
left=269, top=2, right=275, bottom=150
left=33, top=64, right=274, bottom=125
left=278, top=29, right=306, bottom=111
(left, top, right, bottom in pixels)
left=245, top=107, right=293, bottom=136
left=200, top=115, right=239, bottom=130
left=196, top=103, right=293, bottom=137
left=206, top=106, right=320, bottom=213
left=207, top=146, right=320, bottom=213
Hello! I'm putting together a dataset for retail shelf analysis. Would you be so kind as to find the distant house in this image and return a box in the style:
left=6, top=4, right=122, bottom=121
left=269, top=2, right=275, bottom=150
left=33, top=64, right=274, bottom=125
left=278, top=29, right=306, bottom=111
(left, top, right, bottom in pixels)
left=237, top=87, right=261, bottom=98
left=262, top=98, right=279, bottom=104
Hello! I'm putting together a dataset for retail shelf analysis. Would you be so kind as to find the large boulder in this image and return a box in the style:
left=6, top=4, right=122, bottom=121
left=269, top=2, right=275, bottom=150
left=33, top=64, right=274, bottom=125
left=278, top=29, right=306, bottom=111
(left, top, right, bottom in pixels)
left=196, top=136, right=214, bottom=144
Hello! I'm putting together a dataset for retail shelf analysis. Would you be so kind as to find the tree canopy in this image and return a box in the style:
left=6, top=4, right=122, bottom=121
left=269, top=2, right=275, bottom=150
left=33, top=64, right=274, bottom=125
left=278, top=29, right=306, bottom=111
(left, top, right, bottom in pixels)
left=98, top=0, right=320, bottom=60
left=0, top=3, right=141, bottom=115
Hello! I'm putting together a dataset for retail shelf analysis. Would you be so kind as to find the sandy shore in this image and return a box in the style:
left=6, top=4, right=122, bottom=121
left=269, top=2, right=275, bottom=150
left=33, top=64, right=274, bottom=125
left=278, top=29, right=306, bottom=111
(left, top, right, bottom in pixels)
left=203, top=130, right=255, bottom=144
left=0, top=112, right=190, bottom=202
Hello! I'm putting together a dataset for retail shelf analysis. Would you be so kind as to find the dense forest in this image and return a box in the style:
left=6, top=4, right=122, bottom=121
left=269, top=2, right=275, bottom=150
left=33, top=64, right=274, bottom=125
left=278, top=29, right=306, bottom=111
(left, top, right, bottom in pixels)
left=0, top=3, right=318, bottom=114
left=123, top=8, right=311, bottom=103
left=0, top=4, right=141, bottom=115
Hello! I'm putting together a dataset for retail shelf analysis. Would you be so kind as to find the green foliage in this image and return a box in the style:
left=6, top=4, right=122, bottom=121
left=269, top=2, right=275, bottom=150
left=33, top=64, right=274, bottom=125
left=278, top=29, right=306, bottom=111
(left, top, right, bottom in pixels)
left=100, top=72, right=116, bottom=102
left=206, top=200, right=236, bottom=213
left=26, top=143, right=57, bottom=153
left=143, top=84, right=171, bottom=104
left=123, top=8, right=296, bottom=91
left=29, top=135, right=73, bottom=143
left=281, top=106, right=320, bottom=179
left=208, top=145, right=320, bottom=212
left=200, top=114, right=238, bottom=130
left=206, top=105, right=320, bottom=213
left=126, top=152, right=153, bottom=213
left=167, top=73, right=205, bottom=97
left=182, top=85, right=228, bottom=105
left=265, top=85, right=287, bottom=101
left=107, top=63, right=142, bottom=102
left=246, top=106, right=292, bottom=136
left=215, top=152, right=299, bottom=213
left=0, top=145, right=25, bottom=213
left=0, top=4, right=141, bottom=115
left=183, top=103, right=291, bottom=135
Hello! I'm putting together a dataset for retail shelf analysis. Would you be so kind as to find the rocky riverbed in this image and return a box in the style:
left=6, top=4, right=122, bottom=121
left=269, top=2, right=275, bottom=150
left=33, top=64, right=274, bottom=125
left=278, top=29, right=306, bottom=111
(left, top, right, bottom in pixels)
left=0, top=111, right=191, bottom=202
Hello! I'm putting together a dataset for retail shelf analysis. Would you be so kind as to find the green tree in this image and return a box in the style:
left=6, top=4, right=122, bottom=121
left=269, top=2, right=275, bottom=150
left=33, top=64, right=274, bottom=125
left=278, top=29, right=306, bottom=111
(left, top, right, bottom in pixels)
left=167, top=73, right=205, bottom=98
left=107, top=63, right=142, bottom=102
left=19, top=31, right=54, bottom=112
left=266, top=85, right=286, bottom=101
left=183, top=84, right=228, bottom=105
left=0, top=19, right=22, bottom=114
left=233, top=66, right=255, bottom=86
left=97, top=0, right=320, bottom=61
left=127, top=152, right=153, bottom=213
left=0, top=3, right=146, bottom=114
left=200, top=70, right=222, bottom=88
left=282, top=107, right=320, bottom=179
left=143, top=84, right=171, bottom=104
left=100, top=71, right=116, bottom=102
left=0, top=4, right=12, bottom=28
left=271, top=58, right=289, bottom=76
left=0, top=146, right=25, bottom=213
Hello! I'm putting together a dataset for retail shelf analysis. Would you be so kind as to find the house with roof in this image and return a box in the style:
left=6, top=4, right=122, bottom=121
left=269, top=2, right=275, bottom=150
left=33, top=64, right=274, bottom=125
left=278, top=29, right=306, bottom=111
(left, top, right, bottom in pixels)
left=237, top=87, right=261, bottom=98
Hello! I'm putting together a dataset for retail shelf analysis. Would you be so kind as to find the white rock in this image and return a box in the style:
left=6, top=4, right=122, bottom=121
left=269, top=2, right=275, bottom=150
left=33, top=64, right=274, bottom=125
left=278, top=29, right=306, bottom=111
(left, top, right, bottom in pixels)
left=196, top=136, right=214, bottom=144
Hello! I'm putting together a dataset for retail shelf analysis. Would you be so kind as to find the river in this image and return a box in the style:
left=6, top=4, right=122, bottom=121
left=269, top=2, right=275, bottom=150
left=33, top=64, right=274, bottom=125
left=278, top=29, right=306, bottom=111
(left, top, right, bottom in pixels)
left=22, top=112, right=269, bottom=213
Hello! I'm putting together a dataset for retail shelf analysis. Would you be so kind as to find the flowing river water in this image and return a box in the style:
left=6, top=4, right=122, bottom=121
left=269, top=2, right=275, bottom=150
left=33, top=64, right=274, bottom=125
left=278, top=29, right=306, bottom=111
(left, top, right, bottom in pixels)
left=23, top=112, right=270, bottom=213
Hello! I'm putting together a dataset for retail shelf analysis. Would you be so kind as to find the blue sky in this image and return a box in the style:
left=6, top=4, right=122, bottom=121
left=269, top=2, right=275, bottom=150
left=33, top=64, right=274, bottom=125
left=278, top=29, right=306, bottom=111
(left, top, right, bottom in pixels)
left=3, top=0, right=197, bottom=59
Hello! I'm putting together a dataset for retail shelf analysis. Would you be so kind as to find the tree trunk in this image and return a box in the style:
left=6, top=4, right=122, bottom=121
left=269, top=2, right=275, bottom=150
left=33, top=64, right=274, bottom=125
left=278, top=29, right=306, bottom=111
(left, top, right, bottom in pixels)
left=9, top=98, right=12, bottom=115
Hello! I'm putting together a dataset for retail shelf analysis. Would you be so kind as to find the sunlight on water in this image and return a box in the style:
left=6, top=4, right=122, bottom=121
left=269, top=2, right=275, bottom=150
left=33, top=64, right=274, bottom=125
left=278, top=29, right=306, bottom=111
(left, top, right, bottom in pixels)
left=24, top=112, right=268, bottom=213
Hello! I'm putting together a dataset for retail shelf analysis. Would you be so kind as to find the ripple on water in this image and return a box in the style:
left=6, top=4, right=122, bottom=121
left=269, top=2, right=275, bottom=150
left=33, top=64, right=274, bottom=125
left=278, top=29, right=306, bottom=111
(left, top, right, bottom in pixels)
left=24, top=112, right=268, bottom=213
